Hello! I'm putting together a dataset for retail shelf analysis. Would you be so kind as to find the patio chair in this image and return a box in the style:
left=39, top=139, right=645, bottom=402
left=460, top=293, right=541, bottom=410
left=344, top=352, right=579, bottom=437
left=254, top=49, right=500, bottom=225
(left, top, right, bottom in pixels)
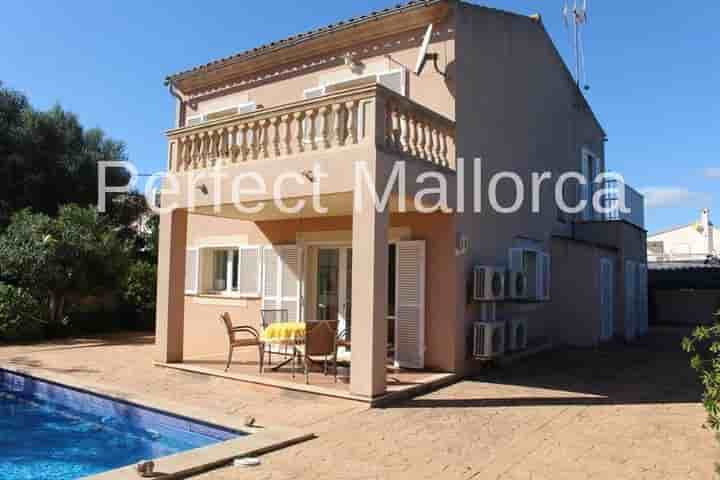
left=334, top=329, right=352, bottom=382
left=220, top=312, right=264, bottom=373
left=260, top=308, right=289, bottom=365
left=296, top=320, right=339, bottom=384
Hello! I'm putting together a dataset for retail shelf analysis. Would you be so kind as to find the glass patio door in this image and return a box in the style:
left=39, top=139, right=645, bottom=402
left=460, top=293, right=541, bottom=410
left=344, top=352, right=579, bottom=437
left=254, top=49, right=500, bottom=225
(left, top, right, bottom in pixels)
left=316, top=249, right=340, bottom=321
left=315, top=247, right=352, bottom=335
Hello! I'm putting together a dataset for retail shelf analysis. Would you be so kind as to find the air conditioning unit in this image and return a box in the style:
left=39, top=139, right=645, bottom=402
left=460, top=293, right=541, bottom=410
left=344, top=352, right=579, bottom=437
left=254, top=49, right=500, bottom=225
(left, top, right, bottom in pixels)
left=507, top=316, right=529, bottom=352
left=473, top=321, right=506, bottom=359
left=473, top=266, right=506, bottom=302
left=506, top=270, right=528, bottom=300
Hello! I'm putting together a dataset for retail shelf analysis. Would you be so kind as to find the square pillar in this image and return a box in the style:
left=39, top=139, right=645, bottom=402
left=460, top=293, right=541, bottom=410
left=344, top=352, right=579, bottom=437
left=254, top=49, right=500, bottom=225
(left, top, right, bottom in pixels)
left=350, top=159, right=389, bottom=398
left=155, top=208, right=188, bottom=363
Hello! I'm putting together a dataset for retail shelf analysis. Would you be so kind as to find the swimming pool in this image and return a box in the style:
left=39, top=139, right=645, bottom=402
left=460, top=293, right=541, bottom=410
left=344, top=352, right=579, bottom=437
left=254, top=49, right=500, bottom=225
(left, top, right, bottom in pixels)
left=0, top=369, right=243, bottom=479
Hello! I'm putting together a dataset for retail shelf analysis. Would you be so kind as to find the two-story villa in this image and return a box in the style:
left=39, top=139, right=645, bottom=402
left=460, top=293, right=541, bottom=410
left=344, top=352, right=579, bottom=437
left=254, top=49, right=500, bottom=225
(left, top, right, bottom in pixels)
left=155, top=0, right=648, bottom=401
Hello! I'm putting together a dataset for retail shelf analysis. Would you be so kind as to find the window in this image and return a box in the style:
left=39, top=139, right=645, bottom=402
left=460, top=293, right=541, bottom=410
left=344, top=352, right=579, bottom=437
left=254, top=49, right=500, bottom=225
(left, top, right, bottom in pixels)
left=199, top=246, right=262, bottom=297
left=185, top=102, right=257, bottom=127
left=209, top=249, right=233, bottom=293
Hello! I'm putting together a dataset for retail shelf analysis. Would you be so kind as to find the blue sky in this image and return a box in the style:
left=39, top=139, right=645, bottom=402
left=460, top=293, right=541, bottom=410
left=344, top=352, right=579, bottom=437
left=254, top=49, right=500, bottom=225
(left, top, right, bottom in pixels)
left=1, top=0, right=718, bottom=233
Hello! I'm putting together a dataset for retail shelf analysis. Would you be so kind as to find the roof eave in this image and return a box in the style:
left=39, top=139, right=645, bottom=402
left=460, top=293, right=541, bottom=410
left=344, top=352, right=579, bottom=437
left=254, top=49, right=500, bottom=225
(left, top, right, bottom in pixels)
left=166, top=0, right=452, bottom=94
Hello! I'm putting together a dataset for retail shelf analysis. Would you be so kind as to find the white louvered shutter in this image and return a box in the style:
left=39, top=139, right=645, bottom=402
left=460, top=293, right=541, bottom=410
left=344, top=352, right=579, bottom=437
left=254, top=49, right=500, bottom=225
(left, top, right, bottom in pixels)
left=509, top=248, right=525, bottom=274
left=185, top=249, right=199, bottom=294
left=278, top=246, right=301, bottom=322
left=624, top=261, right=637, bottom=340
left=378, top=70, right=406, bottom=96
left=238, top=246, right=262, bottom=297
left=600, top=258, right=614, bottom=341
left=637, top=263, right=648, bottom=335
left=262, top=247, right=280, bottom=310
left=541, top=253, right=551, bottom=300
left=395, top=241, right=426, bottom=369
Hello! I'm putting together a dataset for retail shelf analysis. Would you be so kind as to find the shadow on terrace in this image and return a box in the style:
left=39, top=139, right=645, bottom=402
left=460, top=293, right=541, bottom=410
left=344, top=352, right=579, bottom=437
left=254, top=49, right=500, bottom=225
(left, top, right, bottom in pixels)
left=384, top=328, right=702, bottom=409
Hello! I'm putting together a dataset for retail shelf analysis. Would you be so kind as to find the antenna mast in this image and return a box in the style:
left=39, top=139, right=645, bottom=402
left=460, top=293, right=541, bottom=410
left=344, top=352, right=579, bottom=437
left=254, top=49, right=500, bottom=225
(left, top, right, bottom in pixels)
left=563, top=0, right=589, bottom=89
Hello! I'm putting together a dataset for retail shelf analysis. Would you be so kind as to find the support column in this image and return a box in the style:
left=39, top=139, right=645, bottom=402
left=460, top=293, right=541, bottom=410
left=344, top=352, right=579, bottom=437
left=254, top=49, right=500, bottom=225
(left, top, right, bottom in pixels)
left=155, top=208, right=188, bottom=363
left=350, top=157, right=389, bottom=398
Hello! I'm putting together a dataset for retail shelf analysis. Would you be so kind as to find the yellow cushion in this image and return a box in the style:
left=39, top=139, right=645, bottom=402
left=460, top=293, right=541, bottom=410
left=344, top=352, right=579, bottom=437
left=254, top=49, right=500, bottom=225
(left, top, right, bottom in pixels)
left=261, top=322, right=306, bottom=343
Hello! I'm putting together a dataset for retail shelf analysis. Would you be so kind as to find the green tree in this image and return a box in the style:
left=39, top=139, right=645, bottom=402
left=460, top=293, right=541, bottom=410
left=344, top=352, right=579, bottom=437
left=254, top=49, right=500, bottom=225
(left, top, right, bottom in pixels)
left=683, top=300, right=720, bottom=430
left=0, top=205, right=130, bottom=325
left=0, top=81, right=132, bottom=229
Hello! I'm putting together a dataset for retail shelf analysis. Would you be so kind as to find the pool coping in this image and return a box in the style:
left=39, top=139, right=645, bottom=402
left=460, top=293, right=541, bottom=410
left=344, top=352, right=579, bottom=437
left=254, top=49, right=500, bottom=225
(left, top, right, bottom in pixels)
left=0, top=364, right=315, bottom=479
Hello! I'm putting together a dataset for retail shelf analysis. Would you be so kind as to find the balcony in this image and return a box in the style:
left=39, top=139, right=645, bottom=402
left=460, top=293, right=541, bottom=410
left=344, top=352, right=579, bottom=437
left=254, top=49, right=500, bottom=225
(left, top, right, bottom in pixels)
left=166, top=84, right=456, bottom=174
left=581, top=179, right=645, bottom=230
left=601, top=179, right=645, bottom=229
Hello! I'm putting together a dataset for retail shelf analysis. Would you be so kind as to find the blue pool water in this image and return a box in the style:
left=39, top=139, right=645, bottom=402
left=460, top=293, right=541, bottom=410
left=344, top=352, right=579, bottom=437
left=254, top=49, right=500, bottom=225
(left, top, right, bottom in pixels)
left=0, top=369, right=242, bottom=479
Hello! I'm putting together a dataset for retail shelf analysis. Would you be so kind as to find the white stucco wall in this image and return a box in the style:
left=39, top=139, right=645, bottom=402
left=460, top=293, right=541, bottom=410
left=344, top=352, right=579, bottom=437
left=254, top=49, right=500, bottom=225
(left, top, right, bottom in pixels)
left=648, top=210, right=718, bottom=260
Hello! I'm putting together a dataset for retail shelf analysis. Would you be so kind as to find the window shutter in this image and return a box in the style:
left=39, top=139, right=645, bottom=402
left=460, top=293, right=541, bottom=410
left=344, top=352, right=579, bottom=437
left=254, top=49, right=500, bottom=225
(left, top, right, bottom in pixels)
left=185, top=249, right=199, bottom=294
left=394, top=241, right=426, bottom=369
left=624, top=261, right=637, bottom=340
left=303, top=86, right=326, bottom=99
left=508, top=248, right=525, bottom=273
left=378, top=70, right=406, bottom=96
left=541, top=253, right=551, bottom=300
left=238, top=246, right=262, bottom=297
left=637, top=263, right=648, bottom=335
left=262, top=247, right=280, bottom=310
left=600, top=258, right=614, bottom=341
left=261, top=246, right=302, bottom=321
left=278, top=246, right=301, bottom=322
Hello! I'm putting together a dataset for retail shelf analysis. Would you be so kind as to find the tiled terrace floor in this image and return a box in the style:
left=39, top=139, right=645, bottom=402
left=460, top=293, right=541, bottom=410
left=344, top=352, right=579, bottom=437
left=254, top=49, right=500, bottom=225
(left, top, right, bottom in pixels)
left=0, top=328, right=717, bottom=479
left=159, top=350, right=456, bottom=403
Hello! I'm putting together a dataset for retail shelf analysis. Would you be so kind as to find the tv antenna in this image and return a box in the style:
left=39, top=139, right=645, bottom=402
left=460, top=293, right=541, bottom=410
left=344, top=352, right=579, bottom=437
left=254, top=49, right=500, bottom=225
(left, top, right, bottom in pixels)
left=414, top=24, right=447, bottom=77
left=563, top=0, right=589, bottom=90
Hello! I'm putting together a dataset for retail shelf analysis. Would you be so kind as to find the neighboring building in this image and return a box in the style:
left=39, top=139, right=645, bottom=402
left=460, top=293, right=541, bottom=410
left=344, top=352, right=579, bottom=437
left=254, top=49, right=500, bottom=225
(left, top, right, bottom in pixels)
left=648, top=208, right=719, bottom=262
left=155, top=0, right=647, bottom=399
left=648, top=209, right=720, bottom=326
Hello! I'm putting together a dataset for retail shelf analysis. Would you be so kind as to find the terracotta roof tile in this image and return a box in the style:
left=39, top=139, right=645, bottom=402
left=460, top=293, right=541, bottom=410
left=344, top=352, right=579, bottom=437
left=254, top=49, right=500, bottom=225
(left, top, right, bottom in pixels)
left=165, top=0, right=446, bottom=84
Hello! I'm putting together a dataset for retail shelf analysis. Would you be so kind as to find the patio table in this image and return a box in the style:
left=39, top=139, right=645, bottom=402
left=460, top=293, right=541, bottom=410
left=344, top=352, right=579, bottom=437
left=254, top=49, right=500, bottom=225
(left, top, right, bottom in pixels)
left=261, top=322, right=306, bottom=372
left=261, top=322, right=306, bottom=344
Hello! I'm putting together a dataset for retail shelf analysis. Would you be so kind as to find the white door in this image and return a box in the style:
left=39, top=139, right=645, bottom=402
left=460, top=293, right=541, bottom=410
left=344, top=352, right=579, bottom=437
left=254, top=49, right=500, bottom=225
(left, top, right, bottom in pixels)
left=394, top=241, right=426, bottom=369
left=600, top=258, right=614, bottom=341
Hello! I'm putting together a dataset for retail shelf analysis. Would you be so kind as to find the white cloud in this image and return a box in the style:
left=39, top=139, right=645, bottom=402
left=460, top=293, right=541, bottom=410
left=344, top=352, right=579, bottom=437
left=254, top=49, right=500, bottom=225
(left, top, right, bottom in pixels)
left=640, top=187, right=710, bottom=209
left=705, top=168, right=720, bottom=179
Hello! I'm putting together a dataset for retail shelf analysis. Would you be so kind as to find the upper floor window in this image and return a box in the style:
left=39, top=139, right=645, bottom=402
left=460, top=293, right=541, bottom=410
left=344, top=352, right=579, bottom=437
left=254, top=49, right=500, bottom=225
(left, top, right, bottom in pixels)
left=185, top=102, right=258, bottom=127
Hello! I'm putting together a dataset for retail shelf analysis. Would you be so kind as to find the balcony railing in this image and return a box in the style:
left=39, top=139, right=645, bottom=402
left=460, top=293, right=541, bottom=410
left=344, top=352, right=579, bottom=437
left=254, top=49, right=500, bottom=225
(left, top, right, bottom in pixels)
left=586, top=179, right=645, bottom=229
left=166, top=84, right=456, bottom=173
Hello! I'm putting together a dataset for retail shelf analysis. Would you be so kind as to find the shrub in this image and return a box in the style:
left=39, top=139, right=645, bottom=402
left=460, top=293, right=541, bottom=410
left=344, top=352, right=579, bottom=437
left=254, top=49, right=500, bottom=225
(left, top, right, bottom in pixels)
left=683, top=300, right=720, bottom=430
left=0, top=283, right=45, bottom=341
left=121, top=260, right=157, bottom=330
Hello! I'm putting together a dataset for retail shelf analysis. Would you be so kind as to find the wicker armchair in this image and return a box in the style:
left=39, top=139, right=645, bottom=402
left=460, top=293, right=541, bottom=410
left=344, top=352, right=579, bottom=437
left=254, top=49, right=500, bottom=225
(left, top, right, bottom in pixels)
left=220, top=312, right=264, bottom=373
left=296, top=320, right=339, bottom=384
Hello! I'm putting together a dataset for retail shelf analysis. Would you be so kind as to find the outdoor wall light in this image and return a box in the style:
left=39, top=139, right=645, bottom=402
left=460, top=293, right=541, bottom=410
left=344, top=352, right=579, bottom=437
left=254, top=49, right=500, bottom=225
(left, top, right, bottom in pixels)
left=301, top=170, right=315, bottom=183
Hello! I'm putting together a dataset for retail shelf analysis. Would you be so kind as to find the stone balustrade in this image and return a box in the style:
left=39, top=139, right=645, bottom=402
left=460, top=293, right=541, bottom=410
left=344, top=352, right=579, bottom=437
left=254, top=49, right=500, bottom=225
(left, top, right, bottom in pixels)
left=167, top=84, right=456, bottom=172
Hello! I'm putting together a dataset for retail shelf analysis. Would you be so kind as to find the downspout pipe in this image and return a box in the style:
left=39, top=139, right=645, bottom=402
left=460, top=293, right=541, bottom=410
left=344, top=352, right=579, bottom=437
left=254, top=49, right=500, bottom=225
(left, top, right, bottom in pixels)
left=166, top=79, right=188, bottom=128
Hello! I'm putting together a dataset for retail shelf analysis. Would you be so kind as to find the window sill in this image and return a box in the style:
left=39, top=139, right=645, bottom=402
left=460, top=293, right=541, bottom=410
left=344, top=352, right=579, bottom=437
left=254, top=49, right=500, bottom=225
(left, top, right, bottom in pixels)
left=188, top=293, right=261, bottom=300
